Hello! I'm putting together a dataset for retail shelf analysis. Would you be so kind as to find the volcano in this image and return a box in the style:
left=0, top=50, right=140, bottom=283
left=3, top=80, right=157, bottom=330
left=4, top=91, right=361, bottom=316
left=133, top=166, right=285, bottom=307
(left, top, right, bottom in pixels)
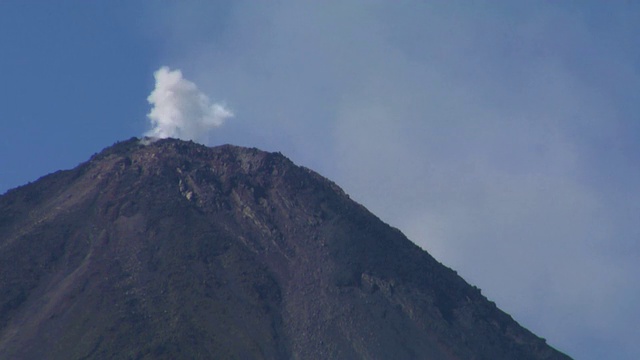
left=0, top=138, right=571, bottom=359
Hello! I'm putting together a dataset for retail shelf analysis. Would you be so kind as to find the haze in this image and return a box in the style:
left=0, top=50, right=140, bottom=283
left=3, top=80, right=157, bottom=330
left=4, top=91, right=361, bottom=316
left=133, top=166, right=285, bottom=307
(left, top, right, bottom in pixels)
left=1, top=2, right=639, bottom=359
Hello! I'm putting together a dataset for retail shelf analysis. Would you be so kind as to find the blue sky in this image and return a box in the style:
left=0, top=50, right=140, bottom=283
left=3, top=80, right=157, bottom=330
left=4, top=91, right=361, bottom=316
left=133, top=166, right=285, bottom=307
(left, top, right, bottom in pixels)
left=1, top=2, right=639, bottom=359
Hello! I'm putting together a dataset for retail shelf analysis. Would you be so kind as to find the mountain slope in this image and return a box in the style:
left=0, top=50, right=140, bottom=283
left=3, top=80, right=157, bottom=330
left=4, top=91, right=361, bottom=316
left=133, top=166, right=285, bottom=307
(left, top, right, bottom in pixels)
left=0, top=138, right=571, bottom=359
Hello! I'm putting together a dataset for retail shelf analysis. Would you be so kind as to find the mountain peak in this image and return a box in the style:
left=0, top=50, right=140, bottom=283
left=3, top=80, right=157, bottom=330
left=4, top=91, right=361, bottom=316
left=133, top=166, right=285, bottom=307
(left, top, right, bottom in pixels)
left=0, top=139, right=571, bottom=359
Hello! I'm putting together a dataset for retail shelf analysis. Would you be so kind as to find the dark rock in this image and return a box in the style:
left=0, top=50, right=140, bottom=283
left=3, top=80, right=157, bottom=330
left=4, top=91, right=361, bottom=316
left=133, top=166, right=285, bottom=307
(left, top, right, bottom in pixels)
left=0, top=138, right=571, bottom=359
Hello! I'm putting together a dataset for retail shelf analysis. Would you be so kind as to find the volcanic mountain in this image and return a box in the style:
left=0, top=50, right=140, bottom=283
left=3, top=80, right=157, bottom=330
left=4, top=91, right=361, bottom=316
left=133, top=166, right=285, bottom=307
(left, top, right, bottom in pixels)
left=0, top=138, right=571, bottom=359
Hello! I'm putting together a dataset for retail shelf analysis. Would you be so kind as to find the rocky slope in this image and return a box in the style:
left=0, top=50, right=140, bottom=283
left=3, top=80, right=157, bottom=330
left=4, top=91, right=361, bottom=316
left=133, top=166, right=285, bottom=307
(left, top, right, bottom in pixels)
left=0, top=138, right=571, bottom=359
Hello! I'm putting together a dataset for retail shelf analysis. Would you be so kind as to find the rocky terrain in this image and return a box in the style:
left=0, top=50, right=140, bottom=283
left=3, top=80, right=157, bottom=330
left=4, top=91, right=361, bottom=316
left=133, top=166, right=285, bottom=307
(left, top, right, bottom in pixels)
left=0, top=138, right=571, bottom=359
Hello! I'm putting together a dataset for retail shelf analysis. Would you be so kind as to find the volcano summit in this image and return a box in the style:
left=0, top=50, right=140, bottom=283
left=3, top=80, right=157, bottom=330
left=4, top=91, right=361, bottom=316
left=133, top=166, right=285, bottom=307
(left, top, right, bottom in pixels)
left=0, top=138, right=571, bottom=359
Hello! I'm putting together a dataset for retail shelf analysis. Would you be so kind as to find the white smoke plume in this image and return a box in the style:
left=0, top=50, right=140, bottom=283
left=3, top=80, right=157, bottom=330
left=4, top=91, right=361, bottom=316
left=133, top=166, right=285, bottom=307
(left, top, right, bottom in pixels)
left=145, top=66, right=233, bottom=143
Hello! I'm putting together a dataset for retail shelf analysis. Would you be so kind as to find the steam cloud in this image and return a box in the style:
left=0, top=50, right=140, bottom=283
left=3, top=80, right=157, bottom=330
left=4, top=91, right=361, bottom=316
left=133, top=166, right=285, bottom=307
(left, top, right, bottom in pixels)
left=145, top=66, right=233, bottom=142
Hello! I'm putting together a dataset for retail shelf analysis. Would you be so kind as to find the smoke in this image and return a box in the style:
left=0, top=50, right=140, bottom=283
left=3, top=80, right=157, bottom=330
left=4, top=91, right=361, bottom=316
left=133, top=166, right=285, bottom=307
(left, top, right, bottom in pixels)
left=145, top=66, right=233, bottom=143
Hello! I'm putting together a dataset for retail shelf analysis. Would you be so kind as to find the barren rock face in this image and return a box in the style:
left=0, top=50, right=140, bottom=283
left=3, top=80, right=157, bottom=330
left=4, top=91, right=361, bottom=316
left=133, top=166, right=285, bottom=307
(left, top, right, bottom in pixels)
left=0, top=138, right=571, bottom=359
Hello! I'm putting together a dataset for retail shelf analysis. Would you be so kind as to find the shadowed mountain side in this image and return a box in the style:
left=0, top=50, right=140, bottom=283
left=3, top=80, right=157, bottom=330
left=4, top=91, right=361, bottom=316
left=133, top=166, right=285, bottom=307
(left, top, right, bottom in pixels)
left=0, top=138, right=571, bottom=359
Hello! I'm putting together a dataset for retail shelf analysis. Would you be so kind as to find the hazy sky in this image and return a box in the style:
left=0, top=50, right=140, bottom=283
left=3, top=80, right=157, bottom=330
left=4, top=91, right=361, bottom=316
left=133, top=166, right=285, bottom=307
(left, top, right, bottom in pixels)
left=2, top=2, right=639, bottom=359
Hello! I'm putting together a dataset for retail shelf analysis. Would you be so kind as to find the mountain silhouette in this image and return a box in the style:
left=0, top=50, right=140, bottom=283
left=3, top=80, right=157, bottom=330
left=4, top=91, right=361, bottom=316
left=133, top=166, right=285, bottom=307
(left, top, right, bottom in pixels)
left=0, top=138, right=571, bottom=359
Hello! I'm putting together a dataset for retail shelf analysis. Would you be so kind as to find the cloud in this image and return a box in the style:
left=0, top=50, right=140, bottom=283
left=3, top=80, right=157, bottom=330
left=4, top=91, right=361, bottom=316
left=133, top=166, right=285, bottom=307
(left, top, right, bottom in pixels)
left=145, top=66, right=233, bottom=143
